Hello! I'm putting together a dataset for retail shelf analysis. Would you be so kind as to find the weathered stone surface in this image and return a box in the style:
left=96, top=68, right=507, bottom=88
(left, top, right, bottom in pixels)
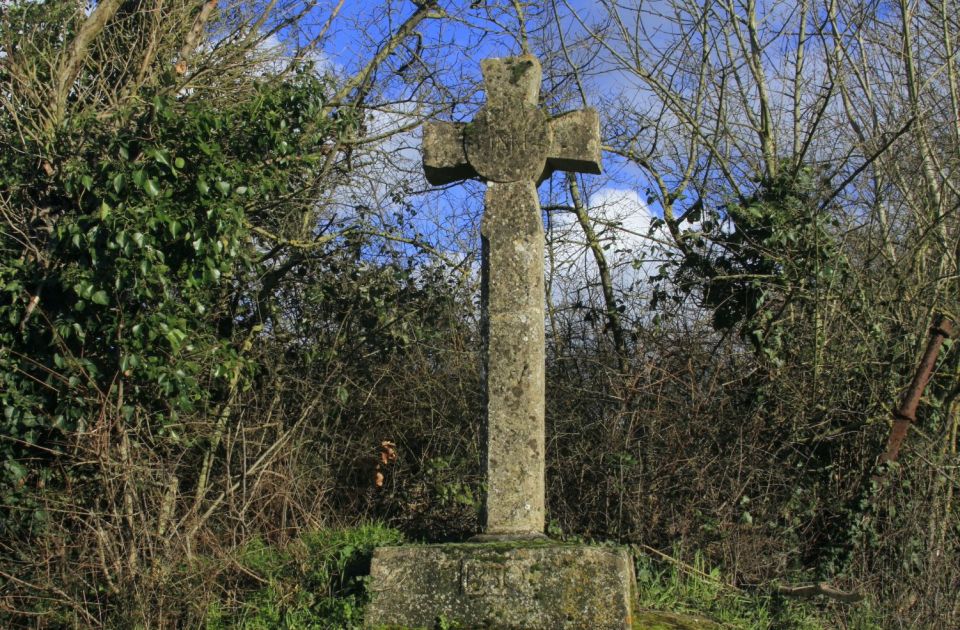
left=546, top=109, right=602, bottom=176
left=465, top=105, right=550, bottom=182
left=421, top=54, right=601, bottom=539
left=365, top=543, right=635, bottom=629
left=422, top=122, right=472, bottom=185
left=480, top=181, right=545, bottom=535
left=480, top=55, right=540, bottom=108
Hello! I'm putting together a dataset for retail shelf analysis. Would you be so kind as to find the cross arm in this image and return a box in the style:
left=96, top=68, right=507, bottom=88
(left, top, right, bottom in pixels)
left=422, top=121, right=477, bottom=185
left=543, top=109, right=602, bottom=180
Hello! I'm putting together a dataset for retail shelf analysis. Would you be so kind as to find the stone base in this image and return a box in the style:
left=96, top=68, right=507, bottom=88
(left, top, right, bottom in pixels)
left=364, top=542, right=635, bottom=629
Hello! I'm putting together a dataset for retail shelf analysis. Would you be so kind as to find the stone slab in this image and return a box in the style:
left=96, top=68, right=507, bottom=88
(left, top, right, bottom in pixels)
left=546, top=109, right=602, bottom=176
left=365, top=542, right=635, bottom=629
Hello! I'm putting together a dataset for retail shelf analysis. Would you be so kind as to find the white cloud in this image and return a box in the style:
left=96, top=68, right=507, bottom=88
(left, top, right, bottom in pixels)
left=544, top=185, right=685, bottom=337
left=548, top=186, right=662, bottom=290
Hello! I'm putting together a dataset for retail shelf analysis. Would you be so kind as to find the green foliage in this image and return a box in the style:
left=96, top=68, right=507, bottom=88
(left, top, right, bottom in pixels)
left=0, top=7, right=469, bottom=624
left=205, top=524, right=404, bottom=629
left=0, top=64, right=341, bottom=535
left=663, top=166, right=844, bottom=358
left=425, top=456, right=479, bottom=509
left=288, top=254, right=461, bottom=365
left=633, top=550, right=882, bottom=630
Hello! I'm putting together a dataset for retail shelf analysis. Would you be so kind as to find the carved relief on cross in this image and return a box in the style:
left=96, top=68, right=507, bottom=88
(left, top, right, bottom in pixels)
left=422, top=55, right=602, bottom=539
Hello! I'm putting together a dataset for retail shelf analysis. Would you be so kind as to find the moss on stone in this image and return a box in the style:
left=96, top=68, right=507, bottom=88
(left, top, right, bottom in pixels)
left=509, top=59, right=534, bottom=84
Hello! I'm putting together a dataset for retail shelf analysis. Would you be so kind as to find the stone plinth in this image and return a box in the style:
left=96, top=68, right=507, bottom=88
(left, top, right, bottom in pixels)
left=364, top=542, right=635, bottom=629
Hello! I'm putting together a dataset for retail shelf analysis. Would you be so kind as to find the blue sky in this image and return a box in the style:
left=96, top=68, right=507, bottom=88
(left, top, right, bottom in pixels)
left=307, top=1, right=665, bottom=292
left=254, top=0, right=914, bottom=325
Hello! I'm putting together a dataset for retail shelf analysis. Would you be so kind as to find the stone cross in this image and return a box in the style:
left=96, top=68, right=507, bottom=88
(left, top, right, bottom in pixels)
left=423, top=55, right=601, bottom=539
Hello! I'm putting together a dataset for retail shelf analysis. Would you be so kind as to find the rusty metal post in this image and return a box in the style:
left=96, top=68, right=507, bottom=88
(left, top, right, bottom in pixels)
left=879, top=314, right=955, bottom=466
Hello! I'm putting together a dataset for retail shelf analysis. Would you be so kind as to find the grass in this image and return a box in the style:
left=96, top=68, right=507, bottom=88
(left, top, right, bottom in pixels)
left=204, top=523, right=403, bottom=629
left=631, top=547, right=884, bottom=630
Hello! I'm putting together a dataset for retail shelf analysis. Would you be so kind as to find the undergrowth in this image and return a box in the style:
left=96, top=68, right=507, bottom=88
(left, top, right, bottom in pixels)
left=633, top=549, right=885, bottom=629
left=204, top=523, right=403, bottom=629
left=201, top=527, right=886, bottom=629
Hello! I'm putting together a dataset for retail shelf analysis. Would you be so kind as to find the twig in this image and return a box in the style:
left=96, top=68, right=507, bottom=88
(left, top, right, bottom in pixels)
left=773, top=582, right=863, bottom=603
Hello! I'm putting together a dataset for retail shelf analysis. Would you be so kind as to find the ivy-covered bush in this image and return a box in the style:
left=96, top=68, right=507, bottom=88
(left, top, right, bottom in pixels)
left=0, top=3, right=469, bottom=624
left=0, top=66, right=348, bottom=533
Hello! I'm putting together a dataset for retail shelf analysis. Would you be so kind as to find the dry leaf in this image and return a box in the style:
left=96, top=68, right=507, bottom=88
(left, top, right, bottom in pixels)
left=379, top=440, right=397, bottom=464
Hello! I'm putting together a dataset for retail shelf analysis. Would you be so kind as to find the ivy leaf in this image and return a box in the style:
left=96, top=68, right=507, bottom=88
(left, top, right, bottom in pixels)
left=144, top=179, right=161, bottom=197
left=5, top=461, right=27, bottom=484
left=74, top=282, right=93, bottom=299
left=165, top=328, right=187, bottom=350
left=91, top=290, right=109, bottom=306
left=149, top=149, right=170, bottom=167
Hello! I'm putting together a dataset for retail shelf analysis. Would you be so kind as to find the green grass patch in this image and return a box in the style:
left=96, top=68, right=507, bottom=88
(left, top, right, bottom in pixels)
left=205, top=523, right=403, bottom=629
left=632, top=548, right=883, bottom=629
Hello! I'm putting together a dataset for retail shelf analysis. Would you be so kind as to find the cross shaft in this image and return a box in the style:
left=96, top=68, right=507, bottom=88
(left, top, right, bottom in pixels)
left=422, top=54, right=601, bottom=539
